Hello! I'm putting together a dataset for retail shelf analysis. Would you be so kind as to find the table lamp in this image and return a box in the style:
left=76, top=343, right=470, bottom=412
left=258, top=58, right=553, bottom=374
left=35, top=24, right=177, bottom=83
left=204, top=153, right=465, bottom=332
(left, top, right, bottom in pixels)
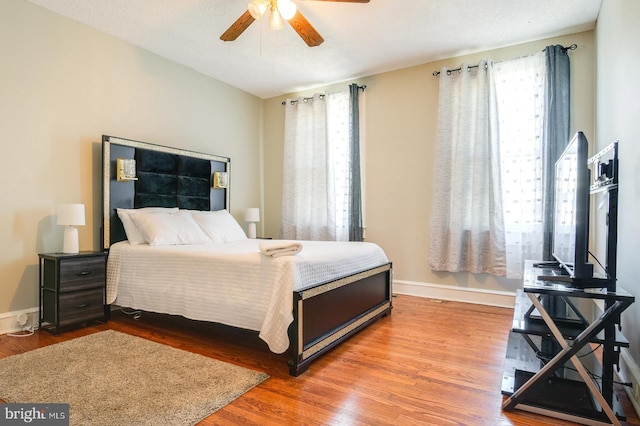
left=244, top=208, right=260, bottom=239
left=57, top=204, right=85, bottom=253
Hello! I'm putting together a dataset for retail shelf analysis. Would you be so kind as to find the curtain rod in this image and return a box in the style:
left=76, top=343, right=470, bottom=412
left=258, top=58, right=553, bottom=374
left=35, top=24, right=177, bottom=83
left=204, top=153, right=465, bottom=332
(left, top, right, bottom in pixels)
left=281, top=84, right=366, bottom=105
left=432, top=44, right=577, bottom=77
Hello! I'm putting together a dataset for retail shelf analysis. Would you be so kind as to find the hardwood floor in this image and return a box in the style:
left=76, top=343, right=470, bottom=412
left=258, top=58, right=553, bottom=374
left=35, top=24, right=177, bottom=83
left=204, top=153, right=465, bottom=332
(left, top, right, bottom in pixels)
left=1, top=295, right=638, bottom=425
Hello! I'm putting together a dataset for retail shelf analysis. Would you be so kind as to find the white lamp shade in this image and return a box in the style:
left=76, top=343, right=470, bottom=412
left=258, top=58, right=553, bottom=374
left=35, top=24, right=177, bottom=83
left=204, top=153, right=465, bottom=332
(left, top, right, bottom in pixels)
left=57, top=204, right=84, bottom=253
left=244, top=208, right=260, bottom=223
left=278, top=0, right=297, bottom=20
left=269, top=8, right=284, bottom=30
left=248, top=0, right=269, bottom=19
left=57, top=204, right=85, bottom=226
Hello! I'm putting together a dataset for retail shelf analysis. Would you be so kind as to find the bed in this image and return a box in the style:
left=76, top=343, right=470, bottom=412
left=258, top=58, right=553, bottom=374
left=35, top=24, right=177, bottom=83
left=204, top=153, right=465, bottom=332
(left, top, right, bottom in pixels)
left=102, top=135, right=393, bottom=375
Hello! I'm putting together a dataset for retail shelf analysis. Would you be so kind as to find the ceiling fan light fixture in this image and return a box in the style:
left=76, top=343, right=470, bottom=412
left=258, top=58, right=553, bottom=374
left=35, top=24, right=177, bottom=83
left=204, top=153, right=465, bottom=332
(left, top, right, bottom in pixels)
left=248, top=0, right=269, bottom=20
left=223, top=0, right=360, bottom=47
left=277, top=0, right=297, bottom=20
left=269, top=8, right=284, bottom=30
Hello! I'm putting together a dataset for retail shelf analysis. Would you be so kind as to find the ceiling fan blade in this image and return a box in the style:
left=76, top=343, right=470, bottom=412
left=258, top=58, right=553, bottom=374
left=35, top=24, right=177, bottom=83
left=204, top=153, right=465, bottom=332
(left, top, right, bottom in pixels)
left=220, top=10, right=256, bottom=42
left=288, top=10, right=325, bottom=47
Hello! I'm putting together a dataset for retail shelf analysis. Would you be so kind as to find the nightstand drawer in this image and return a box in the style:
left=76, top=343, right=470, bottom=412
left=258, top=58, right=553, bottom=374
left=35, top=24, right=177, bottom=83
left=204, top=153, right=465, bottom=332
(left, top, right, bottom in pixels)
left=57, top=288, right=105, bottom=327
left=58, top=257, right=105, bottom=292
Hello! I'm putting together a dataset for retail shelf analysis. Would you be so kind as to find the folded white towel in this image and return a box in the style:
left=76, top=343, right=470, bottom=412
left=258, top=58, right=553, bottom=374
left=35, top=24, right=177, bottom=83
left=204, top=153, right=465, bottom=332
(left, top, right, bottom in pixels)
left=258, top=241, right=303, bottom=258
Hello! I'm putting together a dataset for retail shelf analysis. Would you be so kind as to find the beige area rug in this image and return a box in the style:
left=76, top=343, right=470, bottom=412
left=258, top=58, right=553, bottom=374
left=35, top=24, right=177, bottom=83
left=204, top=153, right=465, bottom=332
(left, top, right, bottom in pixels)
left=0, top=330, right=268, bottom=425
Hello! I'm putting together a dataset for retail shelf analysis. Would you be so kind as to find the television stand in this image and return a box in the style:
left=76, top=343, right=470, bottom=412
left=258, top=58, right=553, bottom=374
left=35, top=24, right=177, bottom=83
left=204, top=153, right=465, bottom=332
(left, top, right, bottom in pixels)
left=502, top=261, right=634, bottom=425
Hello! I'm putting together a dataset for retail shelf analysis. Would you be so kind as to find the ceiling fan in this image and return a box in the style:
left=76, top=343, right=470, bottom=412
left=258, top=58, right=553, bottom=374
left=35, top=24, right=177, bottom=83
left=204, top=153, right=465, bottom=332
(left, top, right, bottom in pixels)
left=220, top=0, right=370, bottom=47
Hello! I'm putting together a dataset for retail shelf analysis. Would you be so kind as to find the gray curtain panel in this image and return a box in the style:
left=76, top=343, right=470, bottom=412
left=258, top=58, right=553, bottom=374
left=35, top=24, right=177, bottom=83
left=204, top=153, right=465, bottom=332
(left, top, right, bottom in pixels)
left=542, top=45, right=571, bottom=260
left=348, top=84, right=364, bottom=242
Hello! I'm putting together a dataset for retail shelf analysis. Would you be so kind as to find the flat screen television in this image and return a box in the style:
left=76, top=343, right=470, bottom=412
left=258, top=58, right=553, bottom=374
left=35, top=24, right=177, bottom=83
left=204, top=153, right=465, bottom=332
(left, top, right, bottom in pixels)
left=551, top=131, right=594, bottom=281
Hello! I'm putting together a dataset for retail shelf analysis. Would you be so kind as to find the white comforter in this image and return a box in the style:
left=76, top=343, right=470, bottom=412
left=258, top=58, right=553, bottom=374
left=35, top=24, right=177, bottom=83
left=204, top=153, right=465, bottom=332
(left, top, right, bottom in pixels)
left=106, top=239, right=389, bottom=353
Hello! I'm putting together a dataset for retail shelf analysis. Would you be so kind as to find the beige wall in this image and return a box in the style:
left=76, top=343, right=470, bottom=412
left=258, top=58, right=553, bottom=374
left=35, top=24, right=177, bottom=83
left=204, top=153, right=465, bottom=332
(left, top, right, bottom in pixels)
left=596, top=0, right=640, bottom=378
left=0, top=0, right=263, bottom=314
left=263, top=31, right=595, bottom=297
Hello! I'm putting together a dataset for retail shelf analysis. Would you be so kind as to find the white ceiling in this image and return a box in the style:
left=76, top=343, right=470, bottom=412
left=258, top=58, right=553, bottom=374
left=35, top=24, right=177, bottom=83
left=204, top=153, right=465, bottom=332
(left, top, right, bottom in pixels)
left=29, top=0, right=602, bottom=99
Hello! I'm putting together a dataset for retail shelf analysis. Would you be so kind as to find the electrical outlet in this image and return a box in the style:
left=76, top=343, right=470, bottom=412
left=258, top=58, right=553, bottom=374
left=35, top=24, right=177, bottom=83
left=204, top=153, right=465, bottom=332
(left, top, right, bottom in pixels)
left=16, top=313, right=28, bottom=327
left=634, top=379, right=640, bottom=402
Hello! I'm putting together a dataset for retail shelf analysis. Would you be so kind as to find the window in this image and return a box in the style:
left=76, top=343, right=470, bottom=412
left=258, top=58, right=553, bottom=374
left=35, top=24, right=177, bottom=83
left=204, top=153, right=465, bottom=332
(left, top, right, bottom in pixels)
left=281, top=86, right=364, bottom=241
left=431, top=46, right=569, bottom=278
left=494, top=53, right=546, bottom=278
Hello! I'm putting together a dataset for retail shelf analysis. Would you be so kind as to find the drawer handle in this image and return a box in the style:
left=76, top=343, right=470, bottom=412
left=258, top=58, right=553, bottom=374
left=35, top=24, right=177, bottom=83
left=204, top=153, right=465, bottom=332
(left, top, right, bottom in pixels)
left=74, top=303, right=90, bottom=309
left=76, top=271, right=92, bottom=276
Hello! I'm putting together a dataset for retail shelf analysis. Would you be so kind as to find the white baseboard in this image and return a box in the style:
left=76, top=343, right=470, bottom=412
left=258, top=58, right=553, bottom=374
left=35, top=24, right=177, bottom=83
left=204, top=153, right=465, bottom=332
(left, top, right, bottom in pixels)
left=0, top=307, right=39, bottom=335
left=619, top=348, right=640, bottom=417
left=393, top=279, right=516, bottom=308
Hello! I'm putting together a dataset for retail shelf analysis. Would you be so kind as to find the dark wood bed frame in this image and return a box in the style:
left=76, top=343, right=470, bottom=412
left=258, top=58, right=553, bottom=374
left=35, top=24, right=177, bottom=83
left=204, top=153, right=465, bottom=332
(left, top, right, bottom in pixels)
left=101, top=135, right=393, bottom=376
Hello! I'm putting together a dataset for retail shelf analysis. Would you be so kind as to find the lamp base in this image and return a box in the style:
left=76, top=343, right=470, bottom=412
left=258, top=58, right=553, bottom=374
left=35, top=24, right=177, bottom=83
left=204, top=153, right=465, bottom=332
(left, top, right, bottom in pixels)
left=62, top=226, right=79, bottom=254
left=247, top=222, right=257, bottom=239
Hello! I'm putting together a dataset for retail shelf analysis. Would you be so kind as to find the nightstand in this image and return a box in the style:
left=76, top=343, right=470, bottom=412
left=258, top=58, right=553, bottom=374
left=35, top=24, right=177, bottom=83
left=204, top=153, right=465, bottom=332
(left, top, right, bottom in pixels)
left=38, top=251, right=108, bottom=334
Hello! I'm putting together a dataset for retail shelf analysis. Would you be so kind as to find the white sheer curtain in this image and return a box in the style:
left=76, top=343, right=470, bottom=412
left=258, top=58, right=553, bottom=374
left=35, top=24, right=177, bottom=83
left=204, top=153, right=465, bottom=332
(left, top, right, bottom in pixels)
left=430, top=60, right=507, bottom=276
left=430, top=53, right=548, bottom=278
left=326, top=91, right=351, bottom=241
left=281, top=92, right=350, bottom=241
left=494, top=52, right=547, bottom=278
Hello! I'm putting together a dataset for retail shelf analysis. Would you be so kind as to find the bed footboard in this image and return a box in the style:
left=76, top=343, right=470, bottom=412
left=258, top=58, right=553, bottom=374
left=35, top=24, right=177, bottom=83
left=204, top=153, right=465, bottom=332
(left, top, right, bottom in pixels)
left=288, top=263, right=392, bottom=376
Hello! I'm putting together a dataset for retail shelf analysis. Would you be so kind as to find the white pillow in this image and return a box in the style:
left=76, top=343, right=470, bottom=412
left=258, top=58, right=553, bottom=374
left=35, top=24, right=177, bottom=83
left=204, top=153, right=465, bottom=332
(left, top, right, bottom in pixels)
left=190, top=210, right=247, bottom=243
left=116, top=207, right=179, bottom=245
left=129, top=211, right=208, bottom=246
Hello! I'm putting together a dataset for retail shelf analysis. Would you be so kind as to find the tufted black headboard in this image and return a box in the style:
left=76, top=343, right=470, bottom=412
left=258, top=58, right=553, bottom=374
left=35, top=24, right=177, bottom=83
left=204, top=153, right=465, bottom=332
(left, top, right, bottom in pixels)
left=102, top=135, right=230, bottom=250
